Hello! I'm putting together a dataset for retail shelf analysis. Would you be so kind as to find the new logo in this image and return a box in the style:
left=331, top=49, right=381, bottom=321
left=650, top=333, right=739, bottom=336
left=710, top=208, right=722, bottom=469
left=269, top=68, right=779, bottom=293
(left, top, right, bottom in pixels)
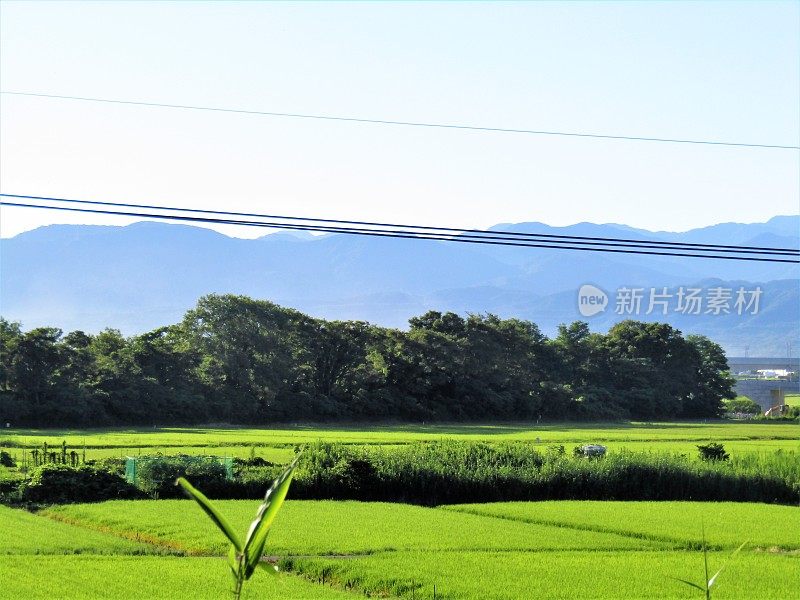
left=577, top=284, right=608, bottom=317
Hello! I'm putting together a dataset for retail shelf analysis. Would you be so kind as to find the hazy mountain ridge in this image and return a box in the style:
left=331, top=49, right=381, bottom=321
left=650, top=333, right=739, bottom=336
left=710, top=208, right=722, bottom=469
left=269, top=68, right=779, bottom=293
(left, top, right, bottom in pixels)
left=1, top=216, right=797, bottom=355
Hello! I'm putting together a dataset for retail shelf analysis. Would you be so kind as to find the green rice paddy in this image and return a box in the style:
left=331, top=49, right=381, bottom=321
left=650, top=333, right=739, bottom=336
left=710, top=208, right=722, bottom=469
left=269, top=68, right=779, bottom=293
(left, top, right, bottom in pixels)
left=4, top=500, right=798, bottom=599
left=3, top=422, right=798, bottom=598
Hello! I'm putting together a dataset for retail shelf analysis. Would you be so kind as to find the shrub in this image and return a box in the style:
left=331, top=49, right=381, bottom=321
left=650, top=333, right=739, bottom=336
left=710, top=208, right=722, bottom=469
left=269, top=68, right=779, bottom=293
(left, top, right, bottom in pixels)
left=0, top=478, right=22, bottom=502
left=545, top=444, right=566, bottom=457
left=233, top=465, right=284, bottom=498
left=723, top=396, right=762, bottom=415
left=290, top=441, right=797, bottom=505
left=134, top=455, right=229, bottom=498
left=697, top=442, right=729, bottom=462
left=233, top=456, right=274, bottom=471
left=92, top=457, right=127, bottom=476
left=0, top=451, right=15, bottom=468
left=292, top=443, right=380, bottom=499
left=21, top=463, right=141, bottom=503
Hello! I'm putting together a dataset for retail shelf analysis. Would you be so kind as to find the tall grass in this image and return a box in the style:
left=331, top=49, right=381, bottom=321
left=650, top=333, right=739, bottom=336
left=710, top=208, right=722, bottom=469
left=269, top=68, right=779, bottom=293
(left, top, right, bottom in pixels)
left=290, top=441, right=800, bottom=505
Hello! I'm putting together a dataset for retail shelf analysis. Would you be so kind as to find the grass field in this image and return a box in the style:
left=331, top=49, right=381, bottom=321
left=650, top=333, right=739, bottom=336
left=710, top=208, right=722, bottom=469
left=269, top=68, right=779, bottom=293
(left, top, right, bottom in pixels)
left=0, top=555, right=354, bottom=600
left=0, top=505, right=157, bottom=556
left=289, top=549, right=800, bottom=600
left=43, top=500, right=661, bottom=555
left=4, top=422, right=799, bottom=598
left=3, top=499, right=797, bottom=599
left=2, top=421, right=799, bottom=461
left=446, top=501, right=800, bottom=550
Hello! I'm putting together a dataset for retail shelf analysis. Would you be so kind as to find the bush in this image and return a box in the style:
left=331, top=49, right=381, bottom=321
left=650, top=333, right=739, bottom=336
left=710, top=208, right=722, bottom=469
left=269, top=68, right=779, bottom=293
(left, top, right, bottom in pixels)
left=0, top=478, right=22, bottom=502
left=233, top=456, right=274, bottom=471
left=545, top=444, right=566, bottom=457
left=723, top=397, right=762, bottom=415
left=697, top=442, right=729, bottom=462
left=289, top=441, right=797, bottom=505
left=134, top=455, right=229, bottom=498
left=0, top=451, right=15, bottom=468
left=91, top=457, right=127, bottom=476
left=292, top=443, right=380, bottom=500
left=232, top=464, right=284, bottom=498
left=21, top=463, right=142, bottom=503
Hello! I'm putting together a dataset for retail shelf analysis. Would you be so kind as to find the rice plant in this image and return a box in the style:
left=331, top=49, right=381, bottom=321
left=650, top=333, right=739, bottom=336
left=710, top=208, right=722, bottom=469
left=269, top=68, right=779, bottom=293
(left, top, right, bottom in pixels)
left=176, top=453, right=301, bottom=599
left=671, top=522, right=747, bottom=599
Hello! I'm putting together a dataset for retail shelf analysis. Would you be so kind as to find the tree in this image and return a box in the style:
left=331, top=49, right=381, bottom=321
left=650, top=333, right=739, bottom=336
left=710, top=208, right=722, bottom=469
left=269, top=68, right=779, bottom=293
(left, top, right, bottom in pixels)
left=683, top=335, right=735, bottom=418
left=604, top=321, right=698, bottom=419
left=0, top=297, right=736, bottom=425
left=181, top=294, right=312, bottom=421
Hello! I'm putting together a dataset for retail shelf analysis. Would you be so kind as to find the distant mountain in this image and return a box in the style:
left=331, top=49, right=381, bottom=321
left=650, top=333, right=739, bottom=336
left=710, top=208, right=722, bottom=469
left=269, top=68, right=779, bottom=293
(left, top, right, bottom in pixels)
left=1, top=216, right=797, bottom=355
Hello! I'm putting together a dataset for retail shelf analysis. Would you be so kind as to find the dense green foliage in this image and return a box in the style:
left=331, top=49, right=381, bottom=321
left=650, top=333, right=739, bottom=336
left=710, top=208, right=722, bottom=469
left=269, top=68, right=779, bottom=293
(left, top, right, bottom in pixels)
left=697, top=442, right=730, bottom=462
left=0, top=450, right=14, bottom=467
left=0, top=295, right=735, bottom=425
left=17, top=441, right=796, bottom=505
left=20, top=463, right=142, bottom=504
left=723, top=396, right=762, bottom=414
left=134, top=455, right=229, bottom=498
left=288, top=442, right=800, bottom=505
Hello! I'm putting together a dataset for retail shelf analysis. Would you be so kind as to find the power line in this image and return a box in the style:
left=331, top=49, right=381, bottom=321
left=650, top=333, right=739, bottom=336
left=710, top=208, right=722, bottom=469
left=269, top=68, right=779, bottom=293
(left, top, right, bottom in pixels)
left=3, top=91, right=798, bottom=151
left=2, top=199, right=798, bottom=264
left=3, top=193, right=797, bottom=256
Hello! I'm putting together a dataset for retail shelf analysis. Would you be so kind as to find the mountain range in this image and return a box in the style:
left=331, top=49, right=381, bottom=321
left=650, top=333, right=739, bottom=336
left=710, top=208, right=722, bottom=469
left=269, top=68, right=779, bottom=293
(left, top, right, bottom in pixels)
left=1, top=216, right=797, bottom=356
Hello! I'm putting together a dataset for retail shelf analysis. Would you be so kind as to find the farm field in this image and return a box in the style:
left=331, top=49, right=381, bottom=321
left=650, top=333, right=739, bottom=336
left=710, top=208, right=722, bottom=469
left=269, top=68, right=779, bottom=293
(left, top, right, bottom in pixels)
left=0, top=555, right=354, bottom=600
left=0, top=505, right=156, bottom=556
left=3, top=422, right=799, bottom=598
left=2, top=421, right=799, bottom=461
left=4, top=500, right=799, bottom=599
left=43, top=500, right=661, bottom=555
left=446, top=501, right=800, bottom=550
left=290, top=549, right=800, bottom=600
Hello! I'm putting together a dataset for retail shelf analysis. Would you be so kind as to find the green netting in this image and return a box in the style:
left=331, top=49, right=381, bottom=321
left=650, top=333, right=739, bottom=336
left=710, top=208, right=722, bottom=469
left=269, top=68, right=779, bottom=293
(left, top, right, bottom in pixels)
left=125, top=457, right=137, bottom=484
left=124, top=455, right=233, bottom=485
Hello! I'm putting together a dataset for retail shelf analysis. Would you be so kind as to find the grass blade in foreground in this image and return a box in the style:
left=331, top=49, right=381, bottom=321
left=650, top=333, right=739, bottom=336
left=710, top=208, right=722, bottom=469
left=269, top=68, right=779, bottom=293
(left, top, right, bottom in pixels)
left=176, top=453, right=302, bottom=599
left=175, top=476, right=242, bottom=552
left=670, top=526, right=748, bottom=600
left=707, top=540, right=748, bottom=589
left=242, top=453, right=301, bottom=578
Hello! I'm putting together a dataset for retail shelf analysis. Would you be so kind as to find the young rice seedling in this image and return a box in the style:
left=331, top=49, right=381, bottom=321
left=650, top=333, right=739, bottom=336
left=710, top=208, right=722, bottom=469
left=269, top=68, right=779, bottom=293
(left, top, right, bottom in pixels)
left=176, top=453, right=301, bottom=599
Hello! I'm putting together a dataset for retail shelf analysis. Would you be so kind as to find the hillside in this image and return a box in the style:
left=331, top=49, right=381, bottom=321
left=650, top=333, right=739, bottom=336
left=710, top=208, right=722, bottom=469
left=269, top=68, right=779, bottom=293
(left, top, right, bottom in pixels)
left=1, top=216, right=797, bottom=354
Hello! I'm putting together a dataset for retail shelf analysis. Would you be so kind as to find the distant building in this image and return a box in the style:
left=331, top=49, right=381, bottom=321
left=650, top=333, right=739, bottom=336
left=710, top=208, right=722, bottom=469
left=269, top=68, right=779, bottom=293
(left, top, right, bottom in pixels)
left=755, top=369, right=796, bottom=379
left=726, top=356, right=800, bottom=412
left=727, top=357, right=800, bottom=376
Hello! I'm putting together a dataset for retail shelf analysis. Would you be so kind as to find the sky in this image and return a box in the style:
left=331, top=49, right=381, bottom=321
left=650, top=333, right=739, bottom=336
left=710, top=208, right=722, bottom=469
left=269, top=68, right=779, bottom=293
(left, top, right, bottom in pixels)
left=1, top=1, right=798, bottom=239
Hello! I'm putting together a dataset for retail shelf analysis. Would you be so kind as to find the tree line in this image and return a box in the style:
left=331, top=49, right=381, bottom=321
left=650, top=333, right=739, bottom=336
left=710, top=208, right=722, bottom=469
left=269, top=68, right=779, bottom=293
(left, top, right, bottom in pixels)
left=0, top=294, right=735, bottom=426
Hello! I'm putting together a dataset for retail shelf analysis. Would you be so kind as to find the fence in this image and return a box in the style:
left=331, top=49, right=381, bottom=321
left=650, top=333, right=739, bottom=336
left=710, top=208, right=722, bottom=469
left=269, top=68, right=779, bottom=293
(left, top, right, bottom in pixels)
left=124, top=455, right=234, bottom=485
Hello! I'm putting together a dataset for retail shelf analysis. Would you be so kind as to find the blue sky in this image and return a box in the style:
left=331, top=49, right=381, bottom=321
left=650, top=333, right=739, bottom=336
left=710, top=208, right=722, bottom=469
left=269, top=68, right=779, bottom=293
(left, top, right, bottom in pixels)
left=1, top=1, right=798, bottom=238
